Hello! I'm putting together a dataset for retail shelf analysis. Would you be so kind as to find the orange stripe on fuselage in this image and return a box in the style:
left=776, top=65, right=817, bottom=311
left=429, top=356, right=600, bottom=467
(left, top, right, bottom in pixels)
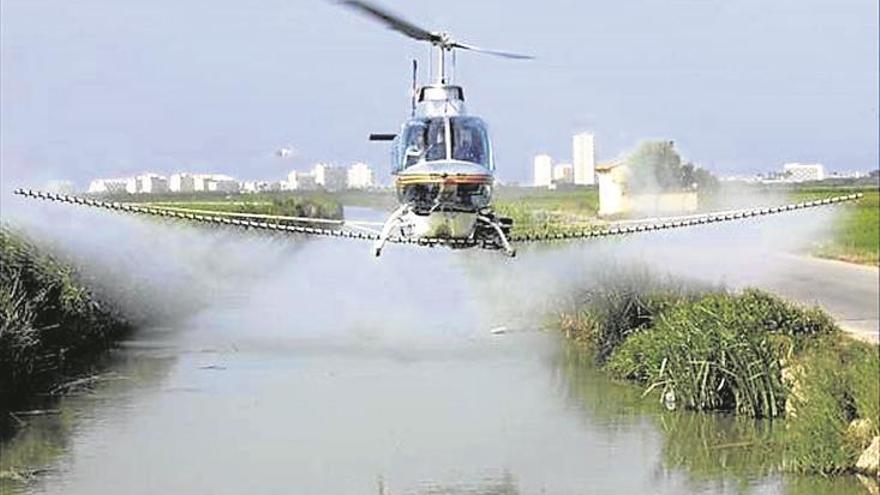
left=395, top=174, right=493, bottom=186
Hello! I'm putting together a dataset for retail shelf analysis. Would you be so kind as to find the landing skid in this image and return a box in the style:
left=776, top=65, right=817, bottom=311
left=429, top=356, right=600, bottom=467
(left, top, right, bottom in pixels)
left=372, top=206, right=516, bottom=257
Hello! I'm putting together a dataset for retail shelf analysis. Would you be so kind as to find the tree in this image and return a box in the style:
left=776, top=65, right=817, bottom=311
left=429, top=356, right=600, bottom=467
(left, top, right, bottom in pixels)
left=625, top=140, right=717, bottom=194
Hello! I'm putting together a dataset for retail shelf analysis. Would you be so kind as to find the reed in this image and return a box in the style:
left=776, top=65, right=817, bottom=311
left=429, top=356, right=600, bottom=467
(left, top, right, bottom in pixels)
left=784, top=338, right=880, bottom=474
left=606, top=289, right=837, bottom=417
left=0, top=227, right=131, bottom=403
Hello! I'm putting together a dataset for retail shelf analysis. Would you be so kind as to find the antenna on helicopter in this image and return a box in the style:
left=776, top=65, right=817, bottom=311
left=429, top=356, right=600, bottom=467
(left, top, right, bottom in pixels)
left=411, top=59, right=418, bottom=116
left=339, top=0, right=533, bottom=85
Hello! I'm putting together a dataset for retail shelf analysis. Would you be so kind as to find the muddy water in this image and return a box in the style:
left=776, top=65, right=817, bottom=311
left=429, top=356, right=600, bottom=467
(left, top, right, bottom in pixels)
left=0, top=207, right=867, bottom=494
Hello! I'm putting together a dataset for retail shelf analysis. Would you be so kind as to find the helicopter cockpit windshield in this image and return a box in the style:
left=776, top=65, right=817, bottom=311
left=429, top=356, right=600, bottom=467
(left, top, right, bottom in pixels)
left=394, top=116, right=493, bottom=173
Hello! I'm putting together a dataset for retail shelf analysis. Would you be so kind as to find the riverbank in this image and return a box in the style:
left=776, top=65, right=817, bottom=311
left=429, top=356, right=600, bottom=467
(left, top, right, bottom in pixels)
left=554, top=271, right=879, bottom=487
left=0, top=227, right=132, bottom=416
left=793, top=187, right=879, bottom=266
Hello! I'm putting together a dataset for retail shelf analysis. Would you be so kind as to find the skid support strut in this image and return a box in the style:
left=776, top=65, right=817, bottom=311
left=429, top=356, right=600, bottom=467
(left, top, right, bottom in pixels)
left=373, top=205, right=409, bottom=257
left=477, top=215, right=516, bottom=257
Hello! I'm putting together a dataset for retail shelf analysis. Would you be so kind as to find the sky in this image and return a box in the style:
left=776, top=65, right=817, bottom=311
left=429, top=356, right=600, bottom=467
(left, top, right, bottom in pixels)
left=1, top=0, right=877, bottom=187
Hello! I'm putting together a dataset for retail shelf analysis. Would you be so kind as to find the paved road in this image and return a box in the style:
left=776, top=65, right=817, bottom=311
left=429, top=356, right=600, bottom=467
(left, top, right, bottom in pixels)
left=737, top=255, right=879, bottom=343
left=643, top=231, right=879, bottom=344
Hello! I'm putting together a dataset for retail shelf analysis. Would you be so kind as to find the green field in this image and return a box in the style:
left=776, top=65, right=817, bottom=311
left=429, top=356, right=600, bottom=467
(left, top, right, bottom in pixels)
left=494, top=184, right=878, bottom=266
left=99, top=192, right=345, bottom=221
left=494, top=186, right=601, bottom=237
left=790, top=187, right=879, bottom=266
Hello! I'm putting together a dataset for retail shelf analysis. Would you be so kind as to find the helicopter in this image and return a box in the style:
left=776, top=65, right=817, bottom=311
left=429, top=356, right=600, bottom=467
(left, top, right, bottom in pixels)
left=339, top=0, right=532, bottom=257
left=12, top=0, right=863, bottom=257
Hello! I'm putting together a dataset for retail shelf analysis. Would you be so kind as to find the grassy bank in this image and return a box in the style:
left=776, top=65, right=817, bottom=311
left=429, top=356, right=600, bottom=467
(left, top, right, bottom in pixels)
left=0, top=227, right=132, bottom=406
left=556, top=271, right=879, bottom=477
left=790, top=187, right=879, bottom=266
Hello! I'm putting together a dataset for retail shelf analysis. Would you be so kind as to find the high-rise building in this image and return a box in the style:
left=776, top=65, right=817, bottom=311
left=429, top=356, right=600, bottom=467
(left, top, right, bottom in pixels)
left=347, top=162, right=374, bottom=189
left=533, top=154, right=553, bottom=187
left=553, top=163, right=574, bottom=184
left=572, top=132, right=596, bottom=185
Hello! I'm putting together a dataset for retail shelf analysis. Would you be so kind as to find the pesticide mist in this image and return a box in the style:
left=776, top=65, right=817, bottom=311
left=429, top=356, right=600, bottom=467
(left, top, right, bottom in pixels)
left=0, top=193, right=865, bottom=495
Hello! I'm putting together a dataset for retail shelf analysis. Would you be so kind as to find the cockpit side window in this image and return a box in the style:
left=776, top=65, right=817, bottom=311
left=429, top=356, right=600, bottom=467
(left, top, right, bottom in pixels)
left=401, top=120, right=428, bottom=168
left=399, top=118, right=447, bottom=168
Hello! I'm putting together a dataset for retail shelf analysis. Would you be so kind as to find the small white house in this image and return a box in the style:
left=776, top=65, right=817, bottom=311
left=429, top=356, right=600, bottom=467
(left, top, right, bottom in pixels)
left=596, top=162, right=698, bottom=217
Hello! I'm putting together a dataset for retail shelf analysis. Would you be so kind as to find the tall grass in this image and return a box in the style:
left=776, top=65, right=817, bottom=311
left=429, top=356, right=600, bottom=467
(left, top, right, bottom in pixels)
left=784, top=338, right=880, bottom=474
left=557, top=269, right=714, bottom=362
left=791, top=187, right=879, bottom=265
left=555, top=268, right=878, bottom=475
left=0, top=227, right=131, bottom=403
left=606, top=290, right=837, bottom=417
left=556, top=272, right=838, bottom=418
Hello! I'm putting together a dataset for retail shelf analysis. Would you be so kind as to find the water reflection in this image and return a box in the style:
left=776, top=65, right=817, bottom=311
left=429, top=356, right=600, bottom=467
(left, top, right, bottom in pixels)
left=553, top=342, right=867, bottom=495
left=0, top=335, right=179, bottom=493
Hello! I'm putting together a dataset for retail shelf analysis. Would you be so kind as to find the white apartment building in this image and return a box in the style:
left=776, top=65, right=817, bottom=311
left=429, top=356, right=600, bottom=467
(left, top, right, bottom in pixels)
left=313, top=163, right=347, bottom=191
left=87, top=178, right=129, bottom=194
left=533, top=154, right=553, bottom=187
left=193, top=174, right=239, bottom=193
left=347, top=162, right=374, bottom=189
left=783, top=163, right=825, bottom=182
left=169, top=173, right=196, bottom=192
left=241, top=181, right=282, bottom=193
left=125, top=177, right=140, bottom=194
left=553, top=163, right=574, bottom=184
left=572, top=132, right=596, bottom=185
left=138, top=173, right=169, bottom=194
left=286, top=170, right=319, bottom=191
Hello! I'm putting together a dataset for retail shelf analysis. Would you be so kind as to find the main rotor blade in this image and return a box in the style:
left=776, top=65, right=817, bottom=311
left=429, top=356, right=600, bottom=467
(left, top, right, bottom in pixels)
left=449, top=42, right=534, bottom=60
left=339, top=0, right=441, bottom=44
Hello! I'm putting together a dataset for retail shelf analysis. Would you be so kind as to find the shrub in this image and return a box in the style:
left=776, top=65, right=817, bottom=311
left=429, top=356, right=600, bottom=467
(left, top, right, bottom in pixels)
left=0, top=227, right=131, bottom=402
left=558, top=269, right=714, bottom=363
left=784, top=338, right=879, bottom=474
left=606, top=290, right=838, bottom=417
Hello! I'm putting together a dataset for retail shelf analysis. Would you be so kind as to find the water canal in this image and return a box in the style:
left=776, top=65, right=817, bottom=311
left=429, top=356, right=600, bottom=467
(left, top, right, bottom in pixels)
left=1, top=206, right=865, bottom=494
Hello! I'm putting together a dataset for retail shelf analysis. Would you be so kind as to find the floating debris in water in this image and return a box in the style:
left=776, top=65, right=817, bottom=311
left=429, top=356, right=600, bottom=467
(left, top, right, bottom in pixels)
left=199, top=364, right=227, bottom=371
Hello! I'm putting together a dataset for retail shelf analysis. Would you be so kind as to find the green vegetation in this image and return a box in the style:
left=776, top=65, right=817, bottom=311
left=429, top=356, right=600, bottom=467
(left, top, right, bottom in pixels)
left=606, top=289, right=836, bottom=417
left=495, top=187, right=600, bottom=237
left=555, top=270, right=879, bottom=477
left=0, top=227, right=131, bottom=404
left=146, top=195, right=343, bottom=220
left=99, top=191, right=345, bottom=220
left=626, top=140, right=719, bottom=194
left=785, top=338, right=879, bottom=474
left=790, top=187, right=879, bottom=266
left=495, top=182, right=878, bottom=265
